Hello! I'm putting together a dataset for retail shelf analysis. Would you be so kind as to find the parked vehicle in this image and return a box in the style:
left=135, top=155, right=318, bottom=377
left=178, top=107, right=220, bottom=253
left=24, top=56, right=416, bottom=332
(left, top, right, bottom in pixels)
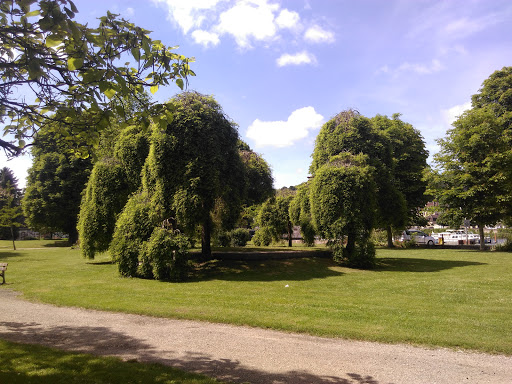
left=400, top=230, right=435, bottom=246
left=431, top=229, right=482, bottom=245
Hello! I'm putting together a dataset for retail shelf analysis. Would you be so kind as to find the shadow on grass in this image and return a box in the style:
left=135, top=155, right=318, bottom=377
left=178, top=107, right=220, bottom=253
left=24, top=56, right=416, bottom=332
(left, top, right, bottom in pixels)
left=86, top=260, right=115, bottom=265
left=191, top=257, right=343, bottom=282
left=376, top=257, right=486, bottom=272
left=0, top=322, right=387, bottom=384
left=42, top=240, right=72, bottom=248
left=0, top=251, right=22, bottom=259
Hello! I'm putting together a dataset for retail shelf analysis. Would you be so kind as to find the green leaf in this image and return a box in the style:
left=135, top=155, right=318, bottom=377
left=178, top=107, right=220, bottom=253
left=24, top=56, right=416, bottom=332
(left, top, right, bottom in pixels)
left=176, top=78, right=184, bottom=90
left=68, top=57, right=84, bottom=71
left=104, top=88, right=117, bottom=99
left=150, top=85, right=158, bottom=94
left=25, top=10, right=40, bottom=17
left=131, top=48, right=140, bottom=61
left=45, top=34, right=62, bottom=48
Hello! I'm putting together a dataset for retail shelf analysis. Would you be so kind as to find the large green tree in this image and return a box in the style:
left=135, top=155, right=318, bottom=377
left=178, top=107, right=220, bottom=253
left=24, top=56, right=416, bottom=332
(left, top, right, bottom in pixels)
left=255, top=195, right=293, bottom=247
left=371, top=114, right=429, bottom=247
left=142, top=92, right=245, bottom=259
left=0, top=167, right=23, bottom=247
left=310, top=153, right=377, bottom=268
left=0, top=0, right=193, bottom=156
left=78, top=126, right=149, bottom=259
left=0, top=167, right=22, bottom=240
left=22, top=124, right=93, bottom=243
left=435, top=67, right=512, bottom=248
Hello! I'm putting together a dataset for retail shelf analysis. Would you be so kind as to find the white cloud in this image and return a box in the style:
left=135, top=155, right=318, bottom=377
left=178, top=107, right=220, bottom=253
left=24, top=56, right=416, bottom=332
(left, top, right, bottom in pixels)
left=152, top=0, right=224, bottom=34
left=191, top=29, right=220, bottom=47
left=276, top=9, right=300, bottom=29
left=398, top=59, right=443, bottom=75
left=304, top=25, right=335, bottom=43
left=276, top=51, right=316, bottom=67
left=153, top=0, right=304, bottom=49
left=215, top=0, right=279, bottom=48
left=441, top=102, right=471, bottom=127
left=379, top=59, right=444, bottom=76
left=246, top=107, right=324, bottom=148
left=125, top=7, right=134, bottom=17
left=443, top=13, right=503, bottom=40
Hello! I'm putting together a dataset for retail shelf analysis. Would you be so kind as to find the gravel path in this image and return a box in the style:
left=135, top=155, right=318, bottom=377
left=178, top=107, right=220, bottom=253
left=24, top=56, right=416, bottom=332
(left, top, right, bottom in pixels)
left=1, top=288, right=511, bottom=384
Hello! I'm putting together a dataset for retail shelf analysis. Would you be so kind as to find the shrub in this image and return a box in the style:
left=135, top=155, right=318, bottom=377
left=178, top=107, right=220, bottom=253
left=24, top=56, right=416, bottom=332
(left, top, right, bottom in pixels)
left=78, top=159, right=131, bottom=259
left=109, top=193, right=156, bottom=277
left=216, top=231, right=231, bottom=247
left=332, top=238, right=376, bottom=269
left=143, top=227, right=190, bottom=281
left=300, top=218, right=316, bottom=247
left=230, top=228, right=251, bottom=247
left=252, top=227, right=274, bottom=246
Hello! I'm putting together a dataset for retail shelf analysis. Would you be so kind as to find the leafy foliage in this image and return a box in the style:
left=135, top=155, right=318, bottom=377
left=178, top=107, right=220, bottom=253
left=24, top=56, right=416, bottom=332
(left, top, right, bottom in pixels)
left=77, top=159, right=131, bottom=259
left=434, top=66, right=512, bottom=247
left=109, top=192, right=157, bottom=277
left=0, top=167, right=22, bottom=240
left=0, top=183, right=23, bottom=249
left=239, top=149, right=274, bottom=206
left=257, top=195, right=293, bottom=246
left=141, top=227, right=189, bottom=281
left=289, top=183, right=316, bottom=246
left=310, top=153, right=377, bottom=268
left=229, top=228, right=251, bottom=247
left=142, top=92, right=244, bottom=258
left=0, top=0, right=194, bottom=156
left=22, top=124, right=93, bottom=243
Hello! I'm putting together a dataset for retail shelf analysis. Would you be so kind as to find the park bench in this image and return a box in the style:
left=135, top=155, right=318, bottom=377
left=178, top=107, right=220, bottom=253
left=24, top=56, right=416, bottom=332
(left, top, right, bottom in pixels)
left=0, top=263, right=7, bottom=284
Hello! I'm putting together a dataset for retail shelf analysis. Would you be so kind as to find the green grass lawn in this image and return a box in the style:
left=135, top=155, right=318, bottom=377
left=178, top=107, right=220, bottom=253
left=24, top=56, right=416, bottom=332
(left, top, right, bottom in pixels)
left=1, top=240, right=511, bottom=354
left=0, top=340, right=224, bottom=384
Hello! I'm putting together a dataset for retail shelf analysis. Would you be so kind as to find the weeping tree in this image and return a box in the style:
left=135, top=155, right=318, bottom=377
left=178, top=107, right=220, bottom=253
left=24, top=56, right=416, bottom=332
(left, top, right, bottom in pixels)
left=80, top=92, right=271, bottom=278
left=77, top=125, right=150, bottom=259
left=309, top=110, right=385, bottom=267
left=142, top=92, right=245, bottom=259
left=253, top=195, right=293, bottom=247
left=289, top=182, right=316, bottom=246
left=310, top=153, right=377, bottom=268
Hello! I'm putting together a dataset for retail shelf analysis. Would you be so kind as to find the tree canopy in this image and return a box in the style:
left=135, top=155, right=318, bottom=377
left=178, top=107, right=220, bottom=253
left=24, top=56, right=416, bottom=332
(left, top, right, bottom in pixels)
left=434, top=66, right=512, bottom=247
left=141, top=92, right=245, bottom=258
left=22, top=123, right=93, bottom=243
left=0, top=0, right=194, bottom=157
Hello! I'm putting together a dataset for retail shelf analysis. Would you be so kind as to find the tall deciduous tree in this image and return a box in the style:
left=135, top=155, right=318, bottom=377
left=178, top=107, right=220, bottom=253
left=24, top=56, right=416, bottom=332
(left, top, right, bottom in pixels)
left=0, top=167, right=23, bottom=247
left=0, top=167, right=22, bottom=240
left=310, top=153, right=376, bottom=268
left=142, top=92, right=244, bottom=258
left=22, top=124, right=92, bottom=244
left=0, top=0, right=194, bottom=156
left=435, top=67, right=512, bottom=249
left=0, top=185, right=23, bottom=250
left=371, top=114, right=429, bottom=247
left=255, top=195, right=293, bottom=247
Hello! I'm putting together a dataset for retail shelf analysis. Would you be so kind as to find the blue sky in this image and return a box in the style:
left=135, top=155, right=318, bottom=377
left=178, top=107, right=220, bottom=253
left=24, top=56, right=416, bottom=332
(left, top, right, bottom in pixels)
left=2, top=0, right=512, bottom=189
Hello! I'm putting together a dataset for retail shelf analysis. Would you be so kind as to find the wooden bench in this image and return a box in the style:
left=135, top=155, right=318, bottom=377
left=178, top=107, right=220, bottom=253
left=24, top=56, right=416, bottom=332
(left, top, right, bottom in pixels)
left=0, top=263, right=7, bottom=285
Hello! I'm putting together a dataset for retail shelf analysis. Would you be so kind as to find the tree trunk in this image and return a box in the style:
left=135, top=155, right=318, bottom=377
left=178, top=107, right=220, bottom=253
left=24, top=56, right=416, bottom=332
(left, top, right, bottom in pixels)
left=287, top=221, right=292, bottom=247
left=386, top=225, right=395, bottom=248
left=68, top=228, right=79, bottom=245
left=10, top=226, right=16, bottom=251
left=201, top=219, right=212, bottom=260
left=346, top=233, right=356, bottom=259
left=478, top=224, right=485, bottom=251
